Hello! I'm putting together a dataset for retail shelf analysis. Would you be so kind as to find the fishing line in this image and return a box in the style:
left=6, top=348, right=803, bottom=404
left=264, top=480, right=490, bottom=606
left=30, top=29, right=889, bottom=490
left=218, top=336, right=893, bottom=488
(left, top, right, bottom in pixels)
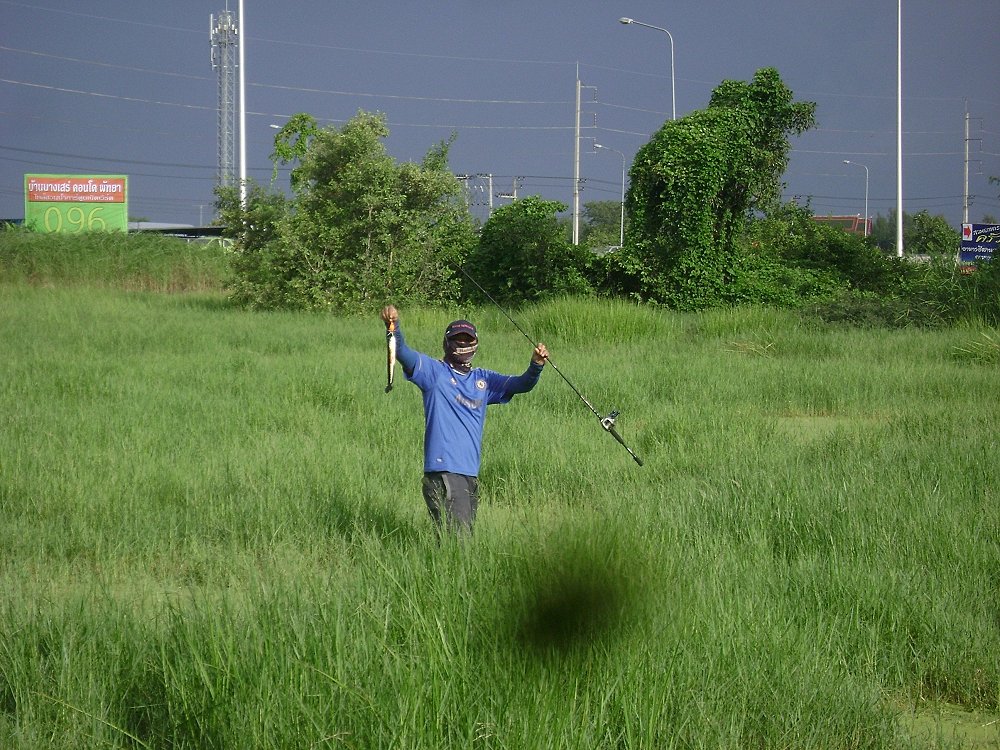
left=454, top=263, right=643, bottom=466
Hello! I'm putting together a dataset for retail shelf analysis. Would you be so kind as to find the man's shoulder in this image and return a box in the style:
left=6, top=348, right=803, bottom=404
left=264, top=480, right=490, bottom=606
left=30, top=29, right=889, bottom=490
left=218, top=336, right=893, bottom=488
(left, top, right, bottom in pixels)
left=470, top=366, right=503, bottom=381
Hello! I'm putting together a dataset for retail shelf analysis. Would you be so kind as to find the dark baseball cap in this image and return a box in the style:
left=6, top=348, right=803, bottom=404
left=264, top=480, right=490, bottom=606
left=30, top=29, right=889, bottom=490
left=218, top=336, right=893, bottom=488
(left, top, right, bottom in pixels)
left=444, top=320, right=477, bottom=340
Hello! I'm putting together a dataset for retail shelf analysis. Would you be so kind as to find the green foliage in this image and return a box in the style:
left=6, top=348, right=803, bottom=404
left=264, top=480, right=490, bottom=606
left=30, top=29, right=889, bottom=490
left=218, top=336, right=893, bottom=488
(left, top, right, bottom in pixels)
left=464, top=196, right=593, bottom=305
left=268, top=112, right=319, bottom=186
left=724, top=253, right=842, bottom=308
left=953, top=329, right=1000, bottom=364
left=869, top=209, right=959, bottom=257
left=216, top=181, right=292, bottom=308
left=729, top=202, right=987, bottom=325
left=587, top=246, right=647, bottom=301
left=966, top=257, right=1000, bottom=324
left=746, top=201, right=900, bottom=295
left=627, top=68, right=816, bottom=309
left=800, top=255, right=1000, bottom=329
left=579, top=200, right=624, bottom=248
left=908, top=210, right=960, bottom=257
left=220, top=111, right=477, bottom=313
left=897, top=254, right=1000, bottom=326
left=869, top=210, right=911, bottom=252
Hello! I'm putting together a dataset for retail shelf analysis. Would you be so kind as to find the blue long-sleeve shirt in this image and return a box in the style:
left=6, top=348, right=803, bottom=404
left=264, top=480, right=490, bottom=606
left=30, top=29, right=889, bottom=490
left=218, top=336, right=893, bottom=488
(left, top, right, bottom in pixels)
left=394, top=323, right=543, bottom=476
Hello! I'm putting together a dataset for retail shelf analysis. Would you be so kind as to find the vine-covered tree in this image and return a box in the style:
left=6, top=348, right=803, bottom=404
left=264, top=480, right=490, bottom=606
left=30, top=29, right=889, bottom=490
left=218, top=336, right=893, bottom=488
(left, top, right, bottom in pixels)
left=218, top=111, right=476, bottom=311
left=626, top=67, right=816, bottom=309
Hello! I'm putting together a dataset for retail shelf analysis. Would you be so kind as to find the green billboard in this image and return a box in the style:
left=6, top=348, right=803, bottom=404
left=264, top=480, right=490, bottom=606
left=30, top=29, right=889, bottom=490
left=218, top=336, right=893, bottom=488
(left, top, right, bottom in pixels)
left=24, top=174, right=129, bottom=232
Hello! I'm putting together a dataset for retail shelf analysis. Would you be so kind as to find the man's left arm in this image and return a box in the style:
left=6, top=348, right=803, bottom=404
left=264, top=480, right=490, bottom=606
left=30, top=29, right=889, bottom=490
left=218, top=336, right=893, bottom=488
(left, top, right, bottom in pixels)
left=488, top=343, right=548, bottom=402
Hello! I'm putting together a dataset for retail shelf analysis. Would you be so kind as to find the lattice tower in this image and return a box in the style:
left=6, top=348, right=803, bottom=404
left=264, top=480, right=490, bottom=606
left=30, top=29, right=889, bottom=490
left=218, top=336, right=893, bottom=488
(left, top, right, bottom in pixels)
left=210, top=10, right=238, bottom=189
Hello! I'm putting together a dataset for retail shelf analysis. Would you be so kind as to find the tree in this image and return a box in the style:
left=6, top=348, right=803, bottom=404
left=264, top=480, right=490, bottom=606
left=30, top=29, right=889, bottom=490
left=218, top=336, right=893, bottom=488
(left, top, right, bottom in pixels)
left=869, top=210, right=959, bottom=256
left=218, top=111, right=476, bottom=312
left=269, top=112, right=319, bottom=186
left=580, top=200, right=624, bottom=248
left=869, top=210, right=914, bottom=253
left=908, top=210, right=960, bottom=258
left=464, top=196, right=593, bottom=305
left=626, top=67, right=816, bottom=309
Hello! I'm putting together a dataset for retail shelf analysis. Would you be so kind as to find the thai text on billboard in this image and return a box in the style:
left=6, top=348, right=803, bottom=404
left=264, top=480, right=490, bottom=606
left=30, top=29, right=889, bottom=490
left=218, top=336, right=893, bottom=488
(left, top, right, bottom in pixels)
left=24, top=174, right=129, bottom=232
left=960, top=223, right=998, bottom=264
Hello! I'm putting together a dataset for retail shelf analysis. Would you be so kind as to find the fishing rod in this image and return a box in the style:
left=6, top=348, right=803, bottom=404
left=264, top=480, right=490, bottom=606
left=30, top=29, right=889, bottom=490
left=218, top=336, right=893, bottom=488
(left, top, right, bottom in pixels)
left=454, top=264, right=643, bottom=467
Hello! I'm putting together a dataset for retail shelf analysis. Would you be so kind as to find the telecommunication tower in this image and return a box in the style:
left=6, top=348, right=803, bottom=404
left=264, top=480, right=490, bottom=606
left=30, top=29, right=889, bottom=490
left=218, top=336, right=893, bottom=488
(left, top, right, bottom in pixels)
left=210, top=9, right=238, bottom=189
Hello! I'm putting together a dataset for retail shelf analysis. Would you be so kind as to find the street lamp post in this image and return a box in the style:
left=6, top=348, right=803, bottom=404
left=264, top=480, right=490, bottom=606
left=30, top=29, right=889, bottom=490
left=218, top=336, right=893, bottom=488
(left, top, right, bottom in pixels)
left=237, top=0, right=247, bottom=207
left=595, top=143, right=626, bottom=247
left=619, top=17, right=675, bottom=120
left=843, top=160, right=869, bottom=237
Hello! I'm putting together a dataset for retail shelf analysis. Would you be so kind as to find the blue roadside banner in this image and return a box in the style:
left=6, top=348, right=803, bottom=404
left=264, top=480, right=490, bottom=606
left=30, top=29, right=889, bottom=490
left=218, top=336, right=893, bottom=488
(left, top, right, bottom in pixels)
left=960, top=223, right=999, bottom=264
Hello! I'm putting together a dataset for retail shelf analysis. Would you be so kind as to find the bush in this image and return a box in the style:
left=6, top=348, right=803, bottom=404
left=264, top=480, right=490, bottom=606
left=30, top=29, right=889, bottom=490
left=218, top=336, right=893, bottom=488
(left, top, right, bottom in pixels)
left=723, top=251, right=842, bottom=307
left=219, top=112, right=476, bottom=313
left=464, top=197, right=593, bottom=306
left=746, top=202, right=899, bottom=295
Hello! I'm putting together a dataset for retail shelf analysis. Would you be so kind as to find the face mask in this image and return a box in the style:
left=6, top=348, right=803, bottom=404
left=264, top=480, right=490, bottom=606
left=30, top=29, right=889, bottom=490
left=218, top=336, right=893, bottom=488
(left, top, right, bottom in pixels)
left=443, top=338, right=478, bottom=373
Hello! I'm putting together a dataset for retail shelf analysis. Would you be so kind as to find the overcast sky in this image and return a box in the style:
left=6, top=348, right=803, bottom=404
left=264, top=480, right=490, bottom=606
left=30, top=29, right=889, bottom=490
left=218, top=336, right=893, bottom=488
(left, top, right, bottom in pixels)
left=2, top=0, right=998, bottom=228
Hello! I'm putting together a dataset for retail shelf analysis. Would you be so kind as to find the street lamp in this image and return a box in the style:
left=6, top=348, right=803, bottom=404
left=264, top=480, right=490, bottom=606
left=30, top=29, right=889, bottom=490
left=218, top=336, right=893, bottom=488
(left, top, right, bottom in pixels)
left=843, top=160, right=870, bottom=237
left=619, top=17, right=675, bottom=120
left=237, top=0, right=247, bottom=207
left=595, top=143, right=626, bottom=247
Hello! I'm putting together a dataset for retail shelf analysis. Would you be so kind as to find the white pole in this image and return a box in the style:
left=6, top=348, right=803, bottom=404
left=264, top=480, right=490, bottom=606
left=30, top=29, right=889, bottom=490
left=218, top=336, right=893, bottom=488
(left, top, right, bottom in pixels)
left=963, top=105, right=970, bottom=224
left=863, top=164, right=869, bottom=238
left=619, top=160, right=625, bottom=246
left=573, top=73, right=580, bottom=245
left=895, top=0, right=904, bottom=257
left=667, top=28, right=675, bottom=121
left=238, top=0, right=247, bottom=207
left=573, top=73, right=581, bottom=246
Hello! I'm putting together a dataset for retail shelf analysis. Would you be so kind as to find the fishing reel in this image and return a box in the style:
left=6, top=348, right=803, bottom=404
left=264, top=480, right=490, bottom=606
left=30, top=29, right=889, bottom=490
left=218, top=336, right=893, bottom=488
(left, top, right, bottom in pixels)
left=599, top=410, right=643, bottom=466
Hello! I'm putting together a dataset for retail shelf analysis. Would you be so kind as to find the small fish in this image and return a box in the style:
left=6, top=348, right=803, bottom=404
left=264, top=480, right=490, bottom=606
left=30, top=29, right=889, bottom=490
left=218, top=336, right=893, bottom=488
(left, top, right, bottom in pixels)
left=385, top=319, right=396, bottom=393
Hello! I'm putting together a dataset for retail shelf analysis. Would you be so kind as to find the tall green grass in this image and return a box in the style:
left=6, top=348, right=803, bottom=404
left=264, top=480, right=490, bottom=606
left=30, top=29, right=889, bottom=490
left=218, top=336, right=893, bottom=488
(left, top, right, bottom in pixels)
left=0, top=229, right=231, bottom=292
left=1, top=282, right=998, bottom=748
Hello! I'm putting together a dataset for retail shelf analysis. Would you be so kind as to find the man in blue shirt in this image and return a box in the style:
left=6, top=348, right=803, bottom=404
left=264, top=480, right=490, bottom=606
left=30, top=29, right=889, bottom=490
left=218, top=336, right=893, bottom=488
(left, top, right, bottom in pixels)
left=380, top=304, right=547, bottom=534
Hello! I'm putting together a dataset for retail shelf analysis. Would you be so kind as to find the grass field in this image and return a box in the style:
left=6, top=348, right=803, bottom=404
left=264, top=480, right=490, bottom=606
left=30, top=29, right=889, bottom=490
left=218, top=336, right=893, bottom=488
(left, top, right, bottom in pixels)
left=1, top=234, right=998, bottom=748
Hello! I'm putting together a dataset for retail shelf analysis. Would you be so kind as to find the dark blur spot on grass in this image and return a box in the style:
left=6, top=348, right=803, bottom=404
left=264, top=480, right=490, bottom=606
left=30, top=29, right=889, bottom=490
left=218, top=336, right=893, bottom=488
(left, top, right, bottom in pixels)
left=517, top=568, right=623, bottom=653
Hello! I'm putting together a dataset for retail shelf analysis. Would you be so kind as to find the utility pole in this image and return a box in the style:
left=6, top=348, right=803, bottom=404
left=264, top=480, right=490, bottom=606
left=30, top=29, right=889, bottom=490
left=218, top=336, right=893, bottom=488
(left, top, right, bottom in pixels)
left=964, top=105, right=970, bottom=224
left=573, top=75, right=581, bottom=245
left=572, top=72, right=597, bottom=246
left=497, top=177, right=522, bottom=202
left=476, top=173, right=493, bottom=219
left=895, top=0, right=903, bottom=257
left=962, top=103, right=982, bottom=224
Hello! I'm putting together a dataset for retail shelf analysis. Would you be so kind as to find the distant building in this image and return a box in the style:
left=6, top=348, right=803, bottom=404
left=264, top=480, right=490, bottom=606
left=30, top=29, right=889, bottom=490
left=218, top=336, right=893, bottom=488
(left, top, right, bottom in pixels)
left=812, top=215, right=871, bottom=237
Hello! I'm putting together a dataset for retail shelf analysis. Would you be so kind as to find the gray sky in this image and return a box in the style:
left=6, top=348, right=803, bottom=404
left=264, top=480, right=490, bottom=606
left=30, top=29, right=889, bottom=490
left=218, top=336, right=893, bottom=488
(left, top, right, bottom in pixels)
left=2, top=0, right=998, bottom=228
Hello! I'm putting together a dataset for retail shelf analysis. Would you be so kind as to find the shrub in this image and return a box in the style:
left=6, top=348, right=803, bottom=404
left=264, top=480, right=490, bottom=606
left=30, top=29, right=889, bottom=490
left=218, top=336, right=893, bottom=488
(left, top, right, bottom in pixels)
left=464, top=196, right=593, bottom=305
left=219, top=112, right=476, bottom=313
left=745, top=202, right=899, bottom=295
